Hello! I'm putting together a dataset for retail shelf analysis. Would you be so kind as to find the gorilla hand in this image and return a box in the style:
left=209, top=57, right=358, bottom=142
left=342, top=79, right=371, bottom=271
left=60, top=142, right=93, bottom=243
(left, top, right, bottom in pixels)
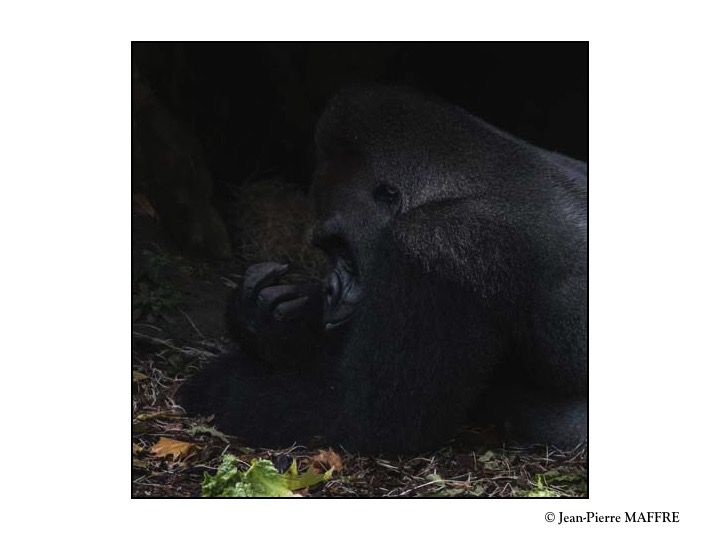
left=228, top=262, right=324, bottom=348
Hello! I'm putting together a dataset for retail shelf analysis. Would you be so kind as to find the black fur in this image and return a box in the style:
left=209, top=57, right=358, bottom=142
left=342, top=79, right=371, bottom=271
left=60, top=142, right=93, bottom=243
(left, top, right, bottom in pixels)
left=179, top=85, right=588, bottom=454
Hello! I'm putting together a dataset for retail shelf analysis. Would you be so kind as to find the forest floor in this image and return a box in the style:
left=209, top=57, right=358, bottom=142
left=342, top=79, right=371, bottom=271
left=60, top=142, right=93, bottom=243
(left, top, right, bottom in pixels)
left=131, top=202, right=588, bottom=498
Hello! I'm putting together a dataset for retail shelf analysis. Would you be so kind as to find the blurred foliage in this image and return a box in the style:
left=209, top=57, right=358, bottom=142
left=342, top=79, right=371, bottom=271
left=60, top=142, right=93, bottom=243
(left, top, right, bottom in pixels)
left=132, top=249, right=182, bottom=322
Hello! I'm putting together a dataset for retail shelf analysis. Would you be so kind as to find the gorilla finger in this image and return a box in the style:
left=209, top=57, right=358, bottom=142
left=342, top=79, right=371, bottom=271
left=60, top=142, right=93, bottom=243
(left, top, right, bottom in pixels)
left=243, top=262, right=289, bottom=300
left=273, top=296, right=311, bottom=321
left=257, top=284, right=308, bottom=311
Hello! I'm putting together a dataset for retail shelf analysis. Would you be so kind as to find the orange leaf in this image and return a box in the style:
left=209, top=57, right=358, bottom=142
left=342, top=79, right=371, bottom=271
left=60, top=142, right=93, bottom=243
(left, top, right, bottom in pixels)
left=150, top=437, right=198, bottom=461
left=310, top=449, right=343, bottom=473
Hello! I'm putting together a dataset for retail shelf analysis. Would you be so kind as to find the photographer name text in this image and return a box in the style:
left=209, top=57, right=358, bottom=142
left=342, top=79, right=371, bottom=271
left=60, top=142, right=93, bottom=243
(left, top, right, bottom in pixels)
left=545, top=511, right=679, bottom=525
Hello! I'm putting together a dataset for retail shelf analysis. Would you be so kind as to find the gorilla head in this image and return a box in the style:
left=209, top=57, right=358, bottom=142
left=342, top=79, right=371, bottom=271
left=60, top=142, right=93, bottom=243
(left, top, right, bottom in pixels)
left=179, top=85, right=588, bottom=454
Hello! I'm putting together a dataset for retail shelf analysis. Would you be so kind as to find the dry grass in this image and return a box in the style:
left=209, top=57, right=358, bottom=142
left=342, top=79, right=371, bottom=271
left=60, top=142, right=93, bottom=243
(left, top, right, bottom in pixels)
left=132, top=326, right=587, bottom=498
left=230, top=178, right=328, bottom=278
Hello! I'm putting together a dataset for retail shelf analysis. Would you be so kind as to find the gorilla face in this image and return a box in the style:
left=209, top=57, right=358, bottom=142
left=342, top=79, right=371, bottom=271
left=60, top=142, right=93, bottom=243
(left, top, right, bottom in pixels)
left=311, top=164, right=403, bottom=330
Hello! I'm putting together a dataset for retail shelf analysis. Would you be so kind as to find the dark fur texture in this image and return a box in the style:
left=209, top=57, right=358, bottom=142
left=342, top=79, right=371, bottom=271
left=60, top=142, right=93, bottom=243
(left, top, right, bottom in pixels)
left=179, top=85, right=588, bottom=454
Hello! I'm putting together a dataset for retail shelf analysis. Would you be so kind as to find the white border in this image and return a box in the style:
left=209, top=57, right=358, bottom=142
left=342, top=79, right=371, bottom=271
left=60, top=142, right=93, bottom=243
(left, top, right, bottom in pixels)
left=1, top=1, right=718, bottom=538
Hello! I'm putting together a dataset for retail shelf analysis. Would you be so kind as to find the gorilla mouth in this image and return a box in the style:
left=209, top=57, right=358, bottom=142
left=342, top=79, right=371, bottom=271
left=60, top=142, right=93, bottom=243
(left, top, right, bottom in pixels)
left=322, top=244, right=363, bottom=330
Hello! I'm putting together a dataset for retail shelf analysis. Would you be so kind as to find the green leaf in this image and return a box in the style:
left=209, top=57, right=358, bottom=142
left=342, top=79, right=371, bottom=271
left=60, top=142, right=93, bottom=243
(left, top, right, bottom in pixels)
left=284, top=459, right=333, bottom=491
left=201, top=455, right=334, bottom=497
left=523, top=475, right=559, bottom=498
left=202, top=456, right=293, bottom=497
left=243, top=459, right=295, bottom=497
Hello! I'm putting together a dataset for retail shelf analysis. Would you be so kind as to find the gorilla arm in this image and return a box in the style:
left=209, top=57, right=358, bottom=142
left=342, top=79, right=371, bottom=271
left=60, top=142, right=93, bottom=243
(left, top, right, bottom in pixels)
left=333, top=197, right=530, bottom=453
left=178, top=262, right=339, bottom=448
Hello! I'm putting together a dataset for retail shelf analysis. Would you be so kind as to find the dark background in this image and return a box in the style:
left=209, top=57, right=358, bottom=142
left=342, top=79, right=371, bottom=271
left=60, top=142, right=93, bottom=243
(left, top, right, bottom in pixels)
left=132, top=42, right=588, bottom=189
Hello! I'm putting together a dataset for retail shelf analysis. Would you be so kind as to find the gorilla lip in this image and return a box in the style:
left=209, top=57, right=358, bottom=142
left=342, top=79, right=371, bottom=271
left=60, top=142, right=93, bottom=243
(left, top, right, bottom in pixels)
left=323, top=254, right=362, bottom=329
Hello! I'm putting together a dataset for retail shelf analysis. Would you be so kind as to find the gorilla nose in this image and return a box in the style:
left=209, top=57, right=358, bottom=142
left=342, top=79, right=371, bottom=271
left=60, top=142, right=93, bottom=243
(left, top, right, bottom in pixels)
left=325, top=271, right=341, bottom=306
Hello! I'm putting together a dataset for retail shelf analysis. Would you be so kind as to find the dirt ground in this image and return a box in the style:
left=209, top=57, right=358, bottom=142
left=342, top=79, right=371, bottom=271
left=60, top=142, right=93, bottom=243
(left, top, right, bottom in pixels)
left=131, top=200, right=588, bottom=498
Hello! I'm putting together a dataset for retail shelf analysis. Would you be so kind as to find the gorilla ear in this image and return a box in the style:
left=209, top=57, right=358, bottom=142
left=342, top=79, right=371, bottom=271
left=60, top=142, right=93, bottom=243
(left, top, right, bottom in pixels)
left=372, top=183, right=401, bottom=206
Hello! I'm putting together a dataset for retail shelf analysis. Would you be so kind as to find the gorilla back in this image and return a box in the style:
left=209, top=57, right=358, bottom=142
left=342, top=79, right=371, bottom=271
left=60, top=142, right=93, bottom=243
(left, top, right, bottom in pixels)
left=179, top=85, right=588, bottom=454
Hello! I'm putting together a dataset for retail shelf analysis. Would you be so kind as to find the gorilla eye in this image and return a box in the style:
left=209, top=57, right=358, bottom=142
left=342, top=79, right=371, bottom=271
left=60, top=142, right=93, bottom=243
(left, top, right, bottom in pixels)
left=373, top=183, right=400, bottom=206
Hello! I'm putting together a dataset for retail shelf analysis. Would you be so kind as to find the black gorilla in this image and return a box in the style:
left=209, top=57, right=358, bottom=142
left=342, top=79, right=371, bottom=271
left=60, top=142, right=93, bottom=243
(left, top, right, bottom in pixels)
left=179, top=85, right=588, bottom=454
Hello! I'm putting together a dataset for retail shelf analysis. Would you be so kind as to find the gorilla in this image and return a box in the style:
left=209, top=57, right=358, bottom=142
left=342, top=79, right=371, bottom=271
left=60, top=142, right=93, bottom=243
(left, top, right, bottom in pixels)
left=179, top=85, right=588, bottom=454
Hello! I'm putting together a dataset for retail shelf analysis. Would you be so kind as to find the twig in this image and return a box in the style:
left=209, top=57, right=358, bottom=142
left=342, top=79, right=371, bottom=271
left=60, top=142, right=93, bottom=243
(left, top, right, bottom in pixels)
left=179, top=309, right=205, bottom=340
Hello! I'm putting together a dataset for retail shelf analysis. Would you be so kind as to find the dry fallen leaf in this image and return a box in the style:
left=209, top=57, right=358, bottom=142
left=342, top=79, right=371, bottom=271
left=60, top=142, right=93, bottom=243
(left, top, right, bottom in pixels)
left=133, top=371, right=149, bottom=382
left=310, top=449, right=343, bottom=473
left=132, top=443, right=144, bottom=455
left=150, top=437, right=198, bottom=461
